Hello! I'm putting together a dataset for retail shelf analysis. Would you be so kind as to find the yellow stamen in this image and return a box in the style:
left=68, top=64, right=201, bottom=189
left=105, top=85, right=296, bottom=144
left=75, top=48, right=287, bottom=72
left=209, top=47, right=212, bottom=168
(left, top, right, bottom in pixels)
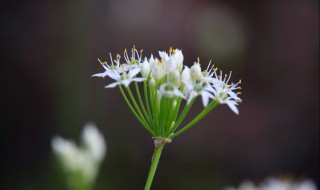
left=197, top=57, right=200, bottom=63
left=169, top=47, right=173, bottom=53
left=116, top=54, right=121, bottom=59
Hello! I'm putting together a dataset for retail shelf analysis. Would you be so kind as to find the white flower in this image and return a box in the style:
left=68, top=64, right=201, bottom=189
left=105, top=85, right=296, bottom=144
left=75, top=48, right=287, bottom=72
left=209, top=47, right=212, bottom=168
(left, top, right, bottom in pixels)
left=181, top=66, right=191, bottom=84
left=158, top=48, right=184, bottom=73
left=202, top=60, right=217, bottom=83
left=190, top=62, right=202, bottom=81
left=105, top=68, right=146, bottom=88
left=151, top=59, right=166, bottom=81
left=225, top=178, right=318, bottom=190
left=187, top=83, right=215, bottom=107
left=92, top=53, right=129, bottom=78
left=158, top=83, right=185, bottom=99
left=262, top=178, right=318, bottom=190
left=141, top=58, right=151, bottom=78
left=172, top=49, right=184, bottom=72
left=159, top=51, right=169, bottom=62
left=52, top=123, right=106, bottom=185
left=52, top=136, right=80, bottom=172
left=212, top=71, right=242, bottom=114
left=91, top=58, right=113, bottom=78
left=82, top=123, right=106, bottom=163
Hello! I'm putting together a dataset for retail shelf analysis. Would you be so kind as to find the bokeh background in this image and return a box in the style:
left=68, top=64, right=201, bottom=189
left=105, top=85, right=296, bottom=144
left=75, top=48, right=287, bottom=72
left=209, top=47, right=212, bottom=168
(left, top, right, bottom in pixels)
left=1, top=0, right=319, bottom=189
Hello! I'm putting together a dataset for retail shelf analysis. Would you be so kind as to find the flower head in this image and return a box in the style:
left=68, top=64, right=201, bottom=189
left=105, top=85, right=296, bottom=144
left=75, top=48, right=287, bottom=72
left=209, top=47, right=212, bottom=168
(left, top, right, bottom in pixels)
left=92, top=47, right=242, bottom=139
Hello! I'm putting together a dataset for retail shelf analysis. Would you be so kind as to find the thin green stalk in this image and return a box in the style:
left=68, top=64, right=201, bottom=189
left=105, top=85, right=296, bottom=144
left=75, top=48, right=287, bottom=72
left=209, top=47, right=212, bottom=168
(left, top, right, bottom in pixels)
left=144, top=81, right=152, bottom=120
left=166, top=98, right=195, bottom=136
left=149, top=85, right=159, bottom=135
left=171, top=98, right=182, bottom=123
left=134, top=82, right=151, bottom=124
left=170, top=101, right=218, bottom=138
left=158, top=97, right=167, bottom=136
left=144, top=145, right=165, bottom=190
left=118, top=85, right=154, bottom=136
left=163, top=98, right=173, bottom=135
left=126, top=87, right=150, bottom=126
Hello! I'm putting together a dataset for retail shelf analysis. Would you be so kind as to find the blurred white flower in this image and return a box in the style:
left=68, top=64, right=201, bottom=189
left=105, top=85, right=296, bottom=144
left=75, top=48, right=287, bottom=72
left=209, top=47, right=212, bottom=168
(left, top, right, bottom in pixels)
left=82, top=123, right=106, bottom=163
left=224, top=177, right=318, bottom=190
left=52, top=123, right=106, bottom=185
left=52, top=137, right=80, bottom=172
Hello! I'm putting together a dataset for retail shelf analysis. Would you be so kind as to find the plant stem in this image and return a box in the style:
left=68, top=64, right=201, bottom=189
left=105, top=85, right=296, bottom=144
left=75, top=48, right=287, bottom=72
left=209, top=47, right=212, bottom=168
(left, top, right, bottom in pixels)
left=170, top=101, right=218, bottom=138
left=144, top=144, right=165, bottom=190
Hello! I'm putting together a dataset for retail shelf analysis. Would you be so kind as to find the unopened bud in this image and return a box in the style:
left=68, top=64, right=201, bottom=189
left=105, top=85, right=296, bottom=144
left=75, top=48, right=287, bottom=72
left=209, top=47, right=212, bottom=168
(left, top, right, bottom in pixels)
left=141, top=58, right=151, bottom=78
left=190, top=63, right=202, bottom=81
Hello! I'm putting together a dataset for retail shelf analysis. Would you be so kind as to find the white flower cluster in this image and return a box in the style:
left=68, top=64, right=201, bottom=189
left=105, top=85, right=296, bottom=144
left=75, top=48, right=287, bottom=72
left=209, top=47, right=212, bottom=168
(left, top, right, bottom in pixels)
left=225, top=178, right=318, bottom=190
left=52, top=123, right=106, bottom=185
left=93, top=47, right=242, bottom=114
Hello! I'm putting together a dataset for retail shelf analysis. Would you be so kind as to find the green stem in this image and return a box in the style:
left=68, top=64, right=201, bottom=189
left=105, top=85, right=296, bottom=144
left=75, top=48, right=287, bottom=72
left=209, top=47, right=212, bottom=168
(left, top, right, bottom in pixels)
left=126, top=87, right=150, bottom=126
left=144, top=145, right=165, bottom=190
left=166, top=99, right=195, bottom=136
left=134, top=82, right=150, bottom=123
left=170, top=101, right=218, bottom=138
left=118, top=85, right=154, bottom=136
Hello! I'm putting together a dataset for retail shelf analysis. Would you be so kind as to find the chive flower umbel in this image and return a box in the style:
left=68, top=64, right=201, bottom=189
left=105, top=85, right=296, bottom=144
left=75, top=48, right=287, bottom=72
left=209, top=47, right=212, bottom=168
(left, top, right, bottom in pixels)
left=93, top=47, right=241, bottom=140
left=92, top=47, right=242, bottom=190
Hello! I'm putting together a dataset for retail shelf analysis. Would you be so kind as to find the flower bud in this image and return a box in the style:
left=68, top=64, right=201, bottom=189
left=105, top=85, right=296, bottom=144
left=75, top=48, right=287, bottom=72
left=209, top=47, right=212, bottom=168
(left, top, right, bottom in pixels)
left=181, top=66, right=191, bottom=84
left=151, top=60, right=166, bottom=81
left=190, top=63, right=202, bottom=81
left=173, top=49, right=183, bottom=72
left=141, top=58, right=151, bottom=78
left=159, top=51, right=169, bottom=62
left=149, top=78, right=156, bottom=88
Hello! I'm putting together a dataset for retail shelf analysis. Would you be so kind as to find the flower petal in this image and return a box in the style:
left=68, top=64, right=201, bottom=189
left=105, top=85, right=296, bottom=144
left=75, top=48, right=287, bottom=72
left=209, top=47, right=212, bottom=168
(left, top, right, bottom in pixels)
left=108, top=70, right=120, bottom=80
left=226, top=101, right=239, bottom=114
left=92, top=72, right=108, bottom=78
left=129, top=68, right=141, bottom=78
left=105, top=82, right=119, bottom=88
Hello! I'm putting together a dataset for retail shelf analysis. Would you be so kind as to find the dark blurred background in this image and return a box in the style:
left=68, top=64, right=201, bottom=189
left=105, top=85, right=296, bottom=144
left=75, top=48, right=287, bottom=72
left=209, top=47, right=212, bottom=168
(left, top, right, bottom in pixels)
left=1, top=0, right=319, bottom=189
